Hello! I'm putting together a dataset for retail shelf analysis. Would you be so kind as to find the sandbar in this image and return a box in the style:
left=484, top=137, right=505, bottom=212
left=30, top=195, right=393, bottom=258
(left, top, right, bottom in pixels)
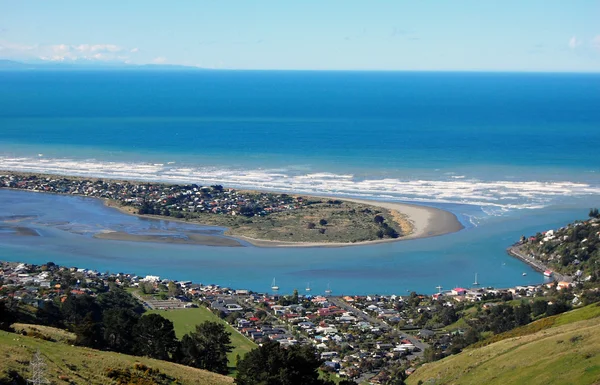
left=234, top=199, right=463, bottom=247
left=0, top=225, right=40, bottom=237
left=94, top=231, right=242, bottom=247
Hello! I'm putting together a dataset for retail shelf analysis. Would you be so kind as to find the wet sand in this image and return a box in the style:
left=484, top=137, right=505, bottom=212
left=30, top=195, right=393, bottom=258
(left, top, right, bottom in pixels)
left=94, top=231, right=242, bottom=247
left=0, top=225, right=40, bottom=237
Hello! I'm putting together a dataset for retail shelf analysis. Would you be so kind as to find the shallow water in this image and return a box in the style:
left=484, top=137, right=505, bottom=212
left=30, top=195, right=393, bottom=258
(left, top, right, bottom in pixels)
left=0, top=189, right=585, bottom=295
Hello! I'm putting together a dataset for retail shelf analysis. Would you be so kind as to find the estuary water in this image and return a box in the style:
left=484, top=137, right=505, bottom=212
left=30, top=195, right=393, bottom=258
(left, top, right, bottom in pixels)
left=0, top=70, right=599, bottom=294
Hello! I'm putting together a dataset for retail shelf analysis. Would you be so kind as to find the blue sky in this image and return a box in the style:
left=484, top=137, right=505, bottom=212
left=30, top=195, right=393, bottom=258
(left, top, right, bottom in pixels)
left=1, top=1, right=599, bottom=71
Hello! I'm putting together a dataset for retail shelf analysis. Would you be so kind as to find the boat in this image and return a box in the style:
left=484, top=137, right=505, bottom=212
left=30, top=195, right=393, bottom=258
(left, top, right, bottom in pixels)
left=325, top=283, right=332, bottom=295
left=522, top=272, right=527, bottom=276
left=473, top=273, right=479, bottom=286
left=305, top=282, right=311, bottom=292
left=271, top=278, right=279, bottom=291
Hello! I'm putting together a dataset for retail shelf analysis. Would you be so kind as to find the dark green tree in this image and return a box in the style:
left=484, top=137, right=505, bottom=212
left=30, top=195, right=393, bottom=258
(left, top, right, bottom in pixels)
left=0, top=298, right=18, bottom=331
left=36, top=300, right=63, bottom=328
left=531, top=299, right=548, bottom=317
left=236, top=341, right=325, bottom=385
left=97, top=286, right=144, bottom=314
left=103, top=308, right=140, bottom=354
left=514, top=303, right=531, bottom=326
left=319, top=219, right=328, bottom=226
left=61, top=294, right=102, bottom=330
left=384, top=226, right=399, bottom=238
left=178, top=321, right=232, bottom=374
left=74, top=312, right=104, bottom=348
left=133, top=314, right=178, bottom=361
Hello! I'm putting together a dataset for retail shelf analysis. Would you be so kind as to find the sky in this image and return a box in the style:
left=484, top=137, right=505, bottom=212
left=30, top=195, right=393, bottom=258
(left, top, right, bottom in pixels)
left=1, top=1, right=599, bottom=72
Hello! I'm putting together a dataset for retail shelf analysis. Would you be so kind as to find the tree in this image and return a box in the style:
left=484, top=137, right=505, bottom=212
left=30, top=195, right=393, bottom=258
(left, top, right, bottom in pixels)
left=589, top=208, right=599, bottom=218
left=133, top=314, right=178, bottom=361
left=531, top=299, right=548, bottom=317
left=97, top=286, right=144, bottom=314
left=240, top=205, right=256, bottom=217
left=384, top=226, right=399, bottom=238
left=514, top=303, right=531, bottom=326
left=319, top=219, right=328, bottom=226
left=0, top=298, right=19, bottom=331
left=307, top=222, right=316, bottom=229
left=74, top=312, right=104, bottom=348
left=103, top=308, right=140, bottom=354
left=374, top=215, right=385, bottom=224
left=36, top=300, right=63, bottom=328
left=236, top=341, right=326, bottom=385
left=61, top=294, right=102, bottom=330
left=178, top=321, right=233, bottom=374
left=167, top=282, right=182, bottom=297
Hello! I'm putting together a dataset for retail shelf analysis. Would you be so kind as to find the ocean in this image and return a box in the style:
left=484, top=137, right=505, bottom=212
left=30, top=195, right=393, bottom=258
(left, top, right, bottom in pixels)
left=0, top=70, right=599, bottom=294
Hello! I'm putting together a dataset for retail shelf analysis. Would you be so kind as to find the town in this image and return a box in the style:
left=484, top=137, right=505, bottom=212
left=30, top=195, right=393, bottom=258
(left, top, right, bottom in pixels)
left=0, top=258, right=582, bottom=384
left=0, top=172, right=306, bottom=218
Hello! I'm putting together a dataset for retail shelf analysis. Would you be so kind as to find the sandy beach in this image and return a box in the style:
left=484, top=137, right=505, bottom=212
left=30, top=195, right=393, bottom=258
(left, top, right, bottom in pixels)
left=235, top=198, right=463, bottom=247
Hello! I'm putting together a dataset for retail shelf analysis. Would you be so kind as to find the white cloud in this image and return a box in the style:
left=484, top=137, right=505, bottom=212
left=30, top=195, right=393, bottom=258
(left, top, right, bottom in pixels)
left=130, top=47, right=139, bottom=53
left=0, top=40, right=141, bottom=62
left=568, top=36, right=582, bottom=49
left=592, top=35, right=600, bottom=51
left=152, top=56, right=167, bottom=64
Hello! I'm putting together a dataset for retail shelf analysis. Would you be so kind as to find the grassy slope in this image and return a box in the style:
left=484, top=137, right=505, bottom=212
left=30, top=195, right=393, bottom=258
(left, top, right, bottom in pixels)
left=147, top=307, right=257, bottom=366
left=11, top=323, right=76, bottom=344
left=407, top=304, right=600, bottom=385
left=0, top=329, right=233, bottom=385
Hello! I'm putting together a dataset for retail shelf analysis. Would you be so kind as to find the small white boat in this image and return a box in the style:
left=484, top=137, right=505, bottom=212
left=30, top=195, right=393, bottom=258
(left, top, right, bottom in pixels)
left=305, top=282, right=311, bottom=292
left=522, top=272, right=527, bottom=276
left=325, top=283, right=332, bottom=295
left=271, top=278, right=279, bottom=291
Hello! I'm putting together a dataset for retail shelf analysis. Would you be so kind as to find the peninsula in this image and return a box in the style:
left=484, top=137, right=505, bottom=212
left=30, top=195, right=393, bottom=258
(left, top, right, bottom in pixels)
left=0, top=171, right=463, bottom=247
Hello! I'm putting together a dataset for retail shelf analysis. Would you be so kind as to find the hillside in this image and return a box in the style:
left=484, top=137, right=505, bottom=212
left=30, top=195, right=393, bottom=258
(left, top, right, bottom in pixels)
left=0, top=329, right=233, bottom=385
left=147, top=307, right=256, bottom=368
left=407, top=304, right=600, bottom=385
left=515, top=215, right=600, bottom=278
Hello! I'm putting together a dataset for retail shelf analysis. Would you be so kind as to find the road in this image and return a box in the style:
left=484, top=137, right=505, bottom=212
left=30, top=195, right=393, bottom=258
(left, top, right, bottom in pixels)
left=329, top=297, right=427, bottom=358
left=508, top=245, right=572, bottom=283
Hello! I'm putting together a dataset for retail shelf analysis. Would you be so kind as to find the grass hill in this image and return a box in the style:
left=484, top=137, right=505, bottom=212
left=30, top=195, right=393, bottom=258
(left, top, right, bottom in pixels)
left=407, top=304, right=600, bottom=385
left=0, top=328, right=233, bottom=385
left=147, top=307, right=256, bottom=368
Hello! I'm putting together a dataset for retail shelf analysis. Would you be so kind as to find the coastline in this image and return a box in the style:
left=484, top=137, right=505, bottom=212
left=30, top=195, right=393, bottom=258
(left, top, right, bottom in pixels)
left=103, top=196, right=463, bottom=248
left=1, top=170, right=464, bottom=248
left=507, top=244, right=572, bottom=282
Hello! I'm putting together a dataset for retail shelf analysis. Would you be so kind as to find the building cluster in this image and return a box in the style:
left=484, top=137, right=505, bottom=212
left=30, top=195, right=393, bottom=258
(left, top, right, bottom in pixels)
left=0, top=173, right=305, bottom=217
left=1, top=258, right=565, bottom=384
left=515, top=216, right=600, bottom=281
left=0, top=261, right=118, bottom=306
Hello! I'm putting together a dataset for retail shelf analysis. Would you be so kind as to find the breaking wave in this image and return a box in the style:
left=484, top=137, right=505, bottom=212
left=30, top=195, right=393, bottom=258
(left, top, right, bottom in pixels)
left=2, top=156, right=600, bottom=212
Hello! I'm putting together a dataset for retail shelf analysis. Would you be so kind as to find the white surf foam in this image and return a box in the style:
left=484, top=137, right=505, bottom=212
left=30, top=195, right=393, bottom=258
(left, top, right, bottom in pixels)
left=2, top=156, right=600, bottom=214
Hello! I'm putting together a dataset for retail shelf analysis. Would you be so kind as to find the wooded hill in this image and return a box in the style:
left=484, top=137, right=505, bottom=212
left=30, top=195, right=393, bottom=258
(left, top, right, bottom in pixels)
left=518, top=212, right=600, bottom=279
